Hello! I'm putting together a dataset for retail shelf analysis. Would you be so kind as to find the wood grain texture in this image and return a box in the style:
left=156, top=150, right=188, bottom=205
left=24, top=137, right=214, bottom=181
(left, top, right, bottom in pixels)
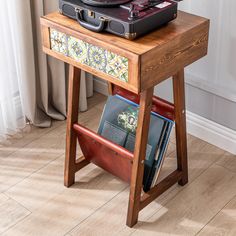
left=216, top=152, right=236, bottom=173
left=3, top=167, right=127, bottom=236
left=40, top=10, right=210, bottom=228
left=140, top=170, right=182, bottom=210
left=5, top=156, right=66, bottom=212
left=64, top=65, right=81, bottom=187
left=68, top=134, right=226, bottom=236
left=41, top=11, right=208, bottom=56
left=197, top=196, right=236, bottom=236
left=140, top=17, right=210, bottom=90
left=75, top=156, right=90, bottom=172
left=0, top=199, right=30, bottom=234
left=0, top=194, right=8, bottom=204
left=0, top=150, right=60, bottom=193
left=41, top=11, right=209, bottom=93
left=127, top=87, right=154, bottom=227
left=41, top=25, right=50, bottom=49
left=1, top=94, right=235, bottom=236
left=132, top=164, right=236, bottom=236
left=173, top=70, right=188, bottom=185
left=107, top=82, right=113, bottom=95
left=4, top=96, right=105, bottom=213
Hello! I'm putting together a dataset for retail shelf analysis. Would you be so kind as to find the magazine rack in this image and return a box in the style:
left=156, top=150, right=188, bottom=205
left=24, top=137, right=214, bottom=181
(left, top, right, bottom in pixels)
left=40, top=11, right=209, bottom=227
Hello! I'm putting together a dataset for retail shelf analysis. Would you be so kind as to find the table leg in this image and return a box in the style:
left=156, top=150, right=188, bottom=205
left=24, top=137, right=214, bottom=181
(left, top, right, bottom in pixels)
left=126, top=87, right=154, bottom=227
left=173, top=69, right=188, bottom=186
left=107, top=82, right=113, bottom=95
left=64, top=65, right=81, bottom=187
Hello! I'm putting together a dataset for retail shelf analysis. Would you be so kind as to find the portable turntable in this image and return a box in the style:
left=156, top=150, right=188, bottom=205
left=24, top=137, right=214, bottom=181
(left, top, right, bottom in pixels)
left=59, top=0, right=179, bottom=39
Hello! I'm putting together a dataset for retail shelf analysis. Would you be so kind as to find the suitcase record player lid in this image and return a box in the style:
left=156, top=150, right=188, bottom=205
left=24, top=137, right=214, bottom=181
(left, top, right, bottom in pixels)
left=81, top=0, right=132, bottom=7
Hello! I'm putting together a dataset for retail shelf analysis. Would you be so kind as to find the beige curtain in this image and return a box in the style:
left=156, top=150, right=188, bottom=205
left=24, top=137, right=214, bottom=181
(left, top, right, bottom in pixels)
left=23, top=0, right=93, bottom=127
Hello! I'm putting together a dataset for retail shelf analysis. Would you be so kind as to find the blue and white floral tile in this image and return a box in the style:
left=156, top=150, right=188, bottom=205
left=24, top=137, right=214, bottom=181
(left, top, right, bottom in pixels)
left=88, top=45, right=107, bottom=72
left=68, top=36, right=88, bottom=64
left=50, top=29, right=67, bottom=55
left=106, top=52, right=129, bottom=82
left=50, top=28, right=129, bottom=83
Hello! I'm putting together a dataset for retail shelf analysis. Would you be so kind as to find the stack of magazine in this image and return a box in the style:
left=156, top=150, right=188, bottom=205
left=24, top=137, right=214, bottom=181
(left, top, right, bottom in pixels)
left=97, top=95, right=174, bottom=192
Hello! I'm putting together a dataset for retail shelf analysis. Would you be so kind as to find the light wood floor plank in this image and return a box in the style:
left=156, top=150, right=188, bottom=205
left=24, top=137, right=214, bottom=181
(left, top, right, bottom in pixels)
left=131, top=164, right=236, bottom=236
left=69, top=138, right=225, bottom=236
left=0, top=151, right=61, bottom=192
left=0, top=121, right=64, bottom=156
left=17, top=123, right=67, bottom=155
left=187, top=141, right=225, bottom=182
left=3, top=168, right=127, bottom=236
left=197, top=196, right=236, bottom=236
left=0, top=93, right=234, bottom=236
left=5, top=155, right=65, bottom=212
left=20, top=99, right=105, bottom=156
left=0, top=198, right=30, bottom=234
left=216, top=152, right=236, bottom=173
left=70, top=187, right=130, bottom=236
left=87, top=92, right=107, bottom=112
left=4, top=94, right=106, bottom=210
left=0, top=193, right=9, bottom=205
left=79, top=106, right=104, bottom=132
left=165, top=142, right=176, bottom=157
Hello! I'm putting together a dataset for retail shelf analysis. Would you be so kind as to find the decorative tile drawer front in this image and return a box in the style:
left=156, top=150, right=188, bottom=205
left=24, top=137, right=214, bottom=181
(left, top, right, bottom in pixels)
left=50, top=29, right=129, bottom=83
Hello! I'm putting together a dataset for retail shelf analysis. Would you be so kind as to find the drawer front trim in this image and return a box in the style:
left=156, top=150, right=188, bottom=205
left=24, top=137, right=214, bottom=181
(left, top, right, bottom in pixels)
left=50, top=28, right=129, bottom=83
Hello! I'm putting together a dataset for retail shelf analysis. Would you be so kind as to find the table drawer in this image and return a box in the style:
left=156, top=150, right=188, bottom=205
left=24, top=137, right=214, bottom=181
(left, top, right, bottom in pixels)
left=41, top=20, right=140, bottom=93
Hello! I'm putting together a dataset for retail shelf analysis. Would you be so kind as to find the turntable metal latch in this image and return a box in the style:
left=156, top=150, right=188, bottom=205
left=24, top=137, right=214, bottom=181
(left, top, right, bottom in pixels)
left=124, top=32, right=137, bottom=40
left=88, top=10, right=95, bottom=18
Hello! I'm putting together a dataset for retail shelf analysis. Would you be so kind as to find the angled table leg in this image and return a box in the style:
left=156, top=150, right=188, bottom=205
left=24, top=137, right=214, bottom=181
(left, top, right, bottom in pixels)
left=173, top=69, right=188, bottom=186
left=64, top=65, right=81, bottom=187
left=126, top=87, right=154, bottom=227
left=107, top=82, right=113, bottom=95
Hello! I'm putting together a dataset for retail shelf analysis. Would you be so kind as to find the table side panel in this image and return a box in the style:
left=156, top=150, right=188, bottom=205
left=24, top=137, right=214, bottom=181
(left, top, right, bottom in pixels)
left=40, top=19, right=140, bottom=93
left=140, top=20, right=210, bottom=91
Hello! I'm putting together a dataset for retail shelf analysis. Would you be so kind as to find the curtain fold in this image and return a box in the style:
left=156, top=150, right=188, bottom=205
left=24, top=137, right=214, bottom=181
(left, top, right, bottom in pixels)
left=0, top=1, right=30, bottom=140
left=0, top=0, right=93, bottom=140
left=27, top=0, right=93, bottom=127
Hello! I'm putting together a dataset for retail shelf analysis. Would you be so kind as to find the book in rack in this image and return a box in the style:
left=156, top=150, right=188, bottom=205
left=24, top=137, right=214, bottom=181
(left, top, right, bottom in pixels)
left=98, top=95, right=174, bottom=192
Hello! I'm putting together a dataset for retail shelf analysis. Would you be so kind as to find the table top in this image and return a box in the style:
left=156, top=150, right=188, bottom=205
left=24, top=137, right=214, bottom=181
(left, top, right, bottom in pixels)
left=42, top=11, right=208, bottom=56
left=41, top=11, right=209, bottom=93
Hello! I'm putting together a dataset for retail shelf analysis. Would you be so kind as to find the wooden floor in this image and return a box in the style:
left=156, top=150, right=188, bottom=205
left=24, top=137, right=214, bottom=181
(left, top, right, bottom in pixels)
left=0, top=93, right=235, bottom=236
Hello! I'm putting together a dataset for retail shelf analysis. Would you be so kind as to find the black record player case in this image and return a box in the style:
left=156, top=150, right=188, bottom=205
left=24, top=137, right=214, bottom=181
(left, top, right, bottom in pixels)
left=59, top=0, right=178, bottom=40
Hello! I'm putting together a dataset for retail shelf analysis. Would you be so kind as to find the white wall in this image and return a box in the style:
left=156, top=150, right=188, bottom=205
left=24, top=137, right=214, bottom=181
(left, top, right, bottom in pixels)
left=156, top=0, right=236, bottom=131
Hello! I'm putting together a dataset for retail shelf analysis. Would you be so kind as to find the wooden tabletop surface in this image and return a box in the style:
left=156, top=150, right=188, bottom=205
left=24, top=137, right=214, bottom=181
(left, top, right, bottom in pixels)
left=42, top=11, right=209, bottom=56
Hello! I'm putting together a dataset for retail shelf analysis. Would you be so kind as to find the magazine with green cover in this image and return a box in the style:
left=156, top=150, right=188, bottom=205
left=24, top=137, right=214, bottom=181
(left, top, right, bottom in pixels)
left=97, top=95, right=173, bottom=190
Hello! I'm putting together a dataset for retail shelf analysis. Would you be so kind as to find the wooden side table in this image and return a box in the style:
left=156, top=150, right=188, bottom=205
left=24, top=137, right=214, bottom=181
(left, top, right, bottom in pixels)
left=40, top=11, right=209, bottom=227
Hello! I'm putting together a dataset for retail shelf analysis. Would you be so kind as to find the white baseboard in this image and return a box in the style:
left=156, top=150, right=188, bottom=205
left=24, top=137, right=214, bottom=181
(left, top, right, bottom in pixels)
left=186, top=111, right=236, bottom=155
left=94, top=77, right=109, bottom=96
left=93, top=79, right=236, bottom=155
left=185, top=72, right=236, bottom=103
